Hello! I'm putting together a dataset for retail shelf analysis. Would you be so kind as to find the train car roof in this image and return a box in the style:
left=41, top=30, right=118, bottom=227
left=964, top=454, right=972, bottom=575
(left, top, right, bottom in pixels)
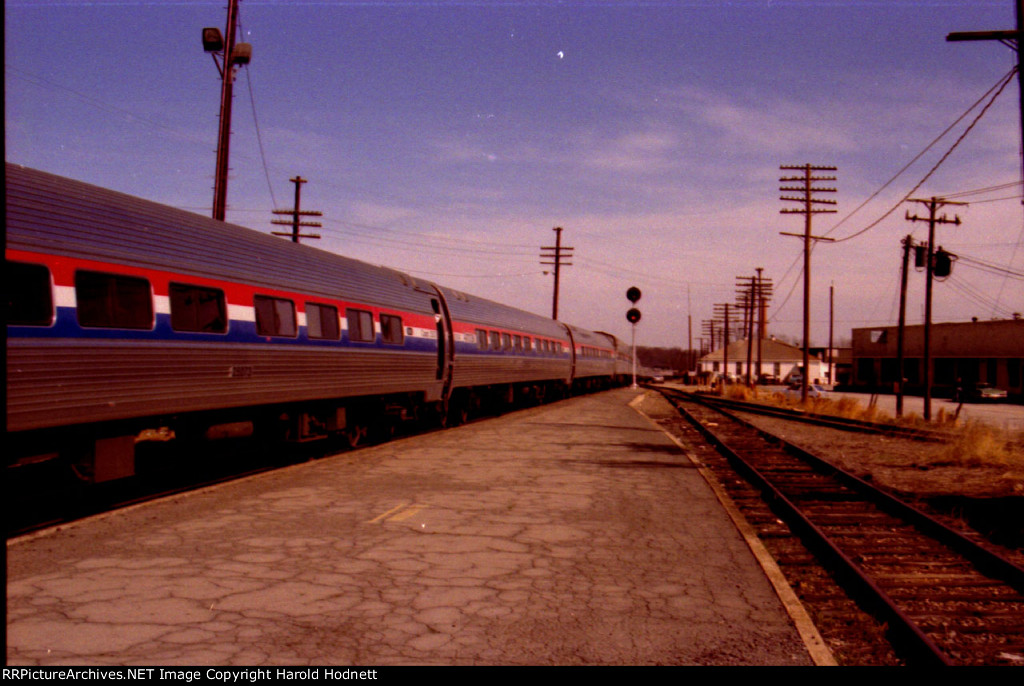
left=5, top=164, right=438, bottom=311
left=5, top=163, right=597, bottom=339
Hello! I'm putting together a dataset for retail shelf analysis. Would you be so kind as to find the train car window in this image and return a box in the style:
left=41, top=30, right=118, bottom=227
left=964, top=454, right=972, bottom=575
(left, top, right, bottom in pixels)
left=170, top=283, right=227, bottom=333
left=346, top=308, right=375, bottom=343
left=254, top=295, right=297, bottom=337
left=476, top=329, right=488, bottom=350
left=6, top=261, right=53, bottom=326
left=524, top=337, right=532, bottom=352
left=501, top=333, right=512, bottom=351
left=513, top=335, right=522, bottom=351
left=490, top=331, right=501, bottom=351
left=381, top=314, right=404, bottom=345
left=306, top=302, right=341, bottom=340
left=75, top=270, right=153, bottom=329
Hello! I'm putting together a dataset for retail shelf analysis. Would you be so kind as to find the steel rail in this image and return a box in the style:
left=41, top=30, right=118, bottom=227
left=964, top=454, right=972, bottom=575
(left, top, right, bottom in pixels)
left=665, top=387, right=950, bottom=442
left=661, top=389, right=1024, bottom=666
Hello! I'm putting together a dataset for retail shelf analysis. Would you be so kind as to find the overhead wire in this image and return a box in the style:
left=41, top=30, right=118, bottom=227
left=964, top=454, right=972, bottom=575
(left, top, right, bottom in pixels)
left=954, top=253, right=1024, bottom=280
left=827, top=65, right=1018, bottom=244
left=243, top=65, right=278, bottom=210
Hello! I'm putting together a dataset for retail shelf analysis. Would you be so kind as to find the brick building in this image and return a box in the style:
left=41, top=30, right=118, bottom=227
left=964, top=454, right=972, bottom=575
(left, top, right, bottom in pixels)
left=851, top=318, right=1024, bottom=400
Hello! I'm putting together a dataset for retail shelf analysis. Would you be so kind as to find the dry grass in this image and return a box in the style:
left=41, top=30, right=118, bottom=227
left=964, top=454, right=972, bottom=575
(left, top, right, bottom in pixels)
left=735, top=384, right=1022, bottom=471
left=941, top=420, right=1019, bottom=468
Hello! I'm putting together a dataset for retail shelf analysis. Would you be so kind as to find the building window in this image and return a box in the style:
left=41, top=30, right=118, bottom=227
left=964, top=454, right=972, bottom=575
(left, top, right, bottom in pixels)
left=346, top=308, right=375, bottom=343
left=76, top=270, right=153, bottom=329
left=856, top=358, right=875, bottom=384
left=5, top=261, right=53, bottom=326
left=880, top=358, right=899, bottom=384
left=1008, top=359, right=1021, bottom=390
left=306, top=302, right=340, bottom=340
left=381, top=314, right=404, bottom=345
left=254, top=295, right=297, bottom=337
left=171, top=283, right=227, bottom=333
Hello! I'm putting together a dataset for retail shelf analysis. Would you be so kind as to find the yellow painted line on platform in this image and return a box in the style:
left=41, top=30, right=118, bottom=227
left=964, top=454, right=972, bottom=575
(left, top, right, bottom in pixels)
left=388, top=504, right=425, bottom=521
left=368, top=503, right=426, bottom=523
left=368, top=503, right=409, bottom=524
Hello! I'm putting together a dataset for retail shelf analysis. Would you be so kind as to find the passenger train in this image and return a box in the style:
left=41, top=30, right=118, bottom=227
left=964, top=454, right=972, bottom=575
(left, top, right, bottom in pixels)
left=6, top=163, right=633, bottom=482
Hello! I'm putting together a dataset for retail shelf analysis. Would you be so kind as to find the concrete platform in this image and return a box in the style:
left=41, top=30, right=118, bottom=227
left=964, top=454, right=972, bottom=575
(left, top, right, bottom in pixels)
left=7, top=389, right=824, bottom=666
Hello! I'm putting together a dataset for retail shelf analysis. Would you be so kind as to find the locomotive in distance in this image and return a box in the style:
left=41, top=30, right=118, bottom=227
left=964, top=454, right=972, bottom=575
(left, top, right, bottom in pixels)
left=6, top=163, right=634, bottom=482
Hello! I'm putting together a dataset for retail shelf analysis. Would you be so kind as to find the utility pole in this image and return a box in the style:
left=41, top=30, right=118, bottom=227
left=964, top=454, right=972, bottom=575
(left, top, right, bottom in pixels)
left=749, top=272, right=773, bottom=385
left=780, top=164, right=837, bottom=403
left=756, top=267, right=765, bottom=383
left=540, top=227, right=574, bottom=320
left=828, top=282, right=834, bottom=386
left=723, top=303, right=730, bottom=387
left=905, top=197, right=964, bottom=420
left=736, top=275, right=756, bottom=386
left=948, top=1, right=1024, bottom=193
left=271, top=176, right=322, bottom=244
left=202, top=0, right=251, bottom=222
left=896, top=235, right=914, bottom=417
left=687, top=285, right=694, bottom=378
left=713, top=303, right=742, bottom=386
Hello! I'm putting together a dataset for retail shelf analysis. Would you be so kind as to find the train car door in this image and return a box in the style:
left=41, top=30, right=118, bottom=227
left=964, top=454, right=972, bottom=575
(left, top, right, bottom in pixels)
left=429, top=287, right=454, bottom=405
left=562, top=323, right=577, bottom=387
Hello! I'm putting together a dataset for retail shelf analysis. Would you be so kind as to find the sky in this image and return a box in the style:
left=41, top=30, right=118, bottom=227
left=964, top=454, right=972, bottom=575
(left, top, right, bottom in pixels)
left=6, top=0, right=1023, bottom=351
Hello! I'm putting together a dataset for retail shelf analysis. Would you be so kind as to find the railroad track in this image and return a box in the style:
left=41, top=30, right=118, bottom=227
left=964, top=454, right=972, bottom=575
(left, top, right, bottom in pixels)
left=678, top=388, right=952, bottom=442
left=657, top=388, right=1024, bottom=666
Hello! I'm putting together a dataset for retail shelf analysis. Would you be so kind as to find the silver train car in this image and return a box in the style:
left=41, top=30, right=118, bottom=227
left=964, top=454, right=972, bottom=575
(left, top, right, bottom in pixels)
left=5, top=164, right=630, bottom=481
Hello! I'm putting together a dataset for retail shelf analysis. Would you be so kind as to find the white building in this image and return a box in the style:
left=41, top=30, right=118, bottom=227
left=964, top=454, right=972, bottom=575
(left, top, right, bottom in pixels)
left=698, top=338, right=831, bottom=384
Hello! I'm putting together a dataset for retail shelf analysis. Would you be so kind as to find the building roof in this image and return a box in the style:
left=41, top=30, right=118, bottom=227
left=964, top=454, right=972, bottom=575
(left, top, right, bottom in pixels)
left=699, top=337, right=819, bottom=363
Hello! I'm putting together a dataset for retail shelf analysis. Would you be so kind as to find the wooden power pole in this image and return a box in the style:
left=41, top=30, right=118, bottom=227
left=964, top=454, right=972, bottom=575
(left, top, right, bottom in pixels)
left=905, top=197, right=964, bottom=420
left=540, top=227, right=573, bottom=320
left=272, top=176, right=322, bottom=244
left=780, top=164, right=837, bottom=403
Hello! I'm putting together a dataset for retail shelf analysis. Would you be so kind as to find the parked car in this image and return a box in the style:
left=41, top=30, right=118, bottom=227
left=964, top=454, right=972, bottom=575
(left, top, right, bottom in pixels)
left=784, top=383, right=829, bottom=400
left=961, top=382, right=1008, bottom=403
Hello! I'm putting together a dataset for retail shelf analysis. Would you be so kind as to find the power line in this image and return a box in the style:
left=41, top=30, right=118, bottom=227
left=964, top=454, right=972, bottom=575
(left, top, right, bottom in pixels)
left=939, top=180, right=1023, bottom=199
left=955, top=253, right=1024, bottom=280
left=243, top=66, right=278, bottom=209
left=827, top=66, right=1018, bottom=244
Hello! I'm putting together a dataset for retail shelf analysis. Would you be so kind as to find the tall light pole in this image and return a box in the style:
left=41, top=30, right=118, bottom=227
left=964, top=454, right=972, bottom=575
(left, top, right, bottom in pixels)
left=203, top=0, right=252, bottom=221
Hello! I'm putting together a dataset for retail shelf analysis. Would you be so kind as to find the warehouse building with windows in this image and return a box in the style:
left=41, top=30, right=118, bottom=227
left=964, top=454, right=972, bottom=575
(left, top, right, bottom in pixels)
left=850, top=318, right=1024, bottom=401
